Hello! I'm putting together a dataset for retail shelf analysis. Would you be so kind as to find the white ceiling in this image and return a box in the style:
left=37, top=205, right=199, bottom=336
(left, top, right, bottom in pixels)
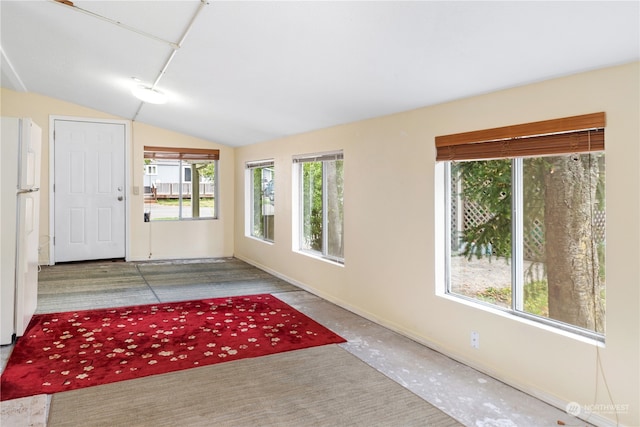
left=1, top=1, right=638, bottom=147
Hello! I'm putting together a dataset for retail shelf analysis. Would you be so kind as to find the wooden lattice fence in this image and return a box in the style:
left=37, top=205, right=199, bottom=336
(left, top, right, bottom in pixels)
left=453, top=199, right=605, bottom=261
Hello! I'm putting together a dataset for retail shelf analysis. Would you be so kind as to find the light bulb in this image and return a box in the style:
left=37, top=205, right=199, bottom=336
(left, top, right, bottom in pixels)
left=132, top=85, right=167, bottom=104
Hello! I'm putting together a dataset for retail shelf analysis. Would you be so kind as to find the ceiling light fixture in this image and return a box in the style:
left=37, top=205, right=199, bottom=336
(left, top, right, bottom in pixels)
left=132, top=85, right=167, bottom=105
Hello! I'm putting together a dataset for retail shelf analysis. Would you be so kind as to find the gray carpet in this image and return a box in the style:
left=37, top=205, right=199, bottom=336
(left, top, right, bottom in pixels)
left=36, top=258, right=299, bottom=313
left=48, top=345, right=462, bottom=427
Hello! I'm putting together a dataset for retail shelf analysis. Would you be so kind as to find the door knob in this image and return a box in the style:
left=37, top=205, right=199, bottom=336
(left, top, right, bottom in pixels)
left=117, top=196, right=123, bottom=201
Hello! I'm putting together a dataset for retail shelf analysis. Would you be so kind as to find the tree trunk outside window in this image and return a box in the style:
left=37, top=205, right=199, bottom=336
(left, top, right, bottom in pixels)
left=544, top=155, right=604, bottom=332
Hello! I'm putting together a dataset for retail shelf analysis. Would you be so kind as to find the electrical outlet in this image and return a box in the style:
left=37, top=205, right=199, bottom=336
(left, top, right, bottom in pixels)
left=471, top=331, right=480, bottom=349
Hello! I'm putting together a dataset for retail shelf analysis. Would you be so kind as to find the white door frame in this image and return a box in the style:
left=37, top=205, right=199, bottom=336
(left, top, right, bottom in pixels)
left=48, top=116, right=131, bottom=265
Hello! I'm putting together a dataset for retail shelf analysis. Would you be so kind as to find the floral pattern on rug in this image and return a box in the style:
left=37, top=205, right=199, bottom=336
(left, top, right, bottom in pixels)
left=1, top=294, right=345, bottom=401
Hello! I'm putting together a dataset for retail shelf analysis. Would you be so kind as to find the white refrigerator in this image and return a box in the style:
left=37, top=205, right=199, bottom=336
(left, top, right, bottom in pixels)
left=1, top=117, right=42, bottom=345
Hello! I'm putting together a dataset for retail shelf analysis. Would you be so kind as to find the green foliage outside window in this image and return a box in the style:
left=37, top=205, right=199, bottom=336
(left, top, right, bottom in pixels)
left=301, top=159, right=344, bottom=260
left=251, top=167, right=274, bottom=241
left=302, top=162, right=324, bottom=251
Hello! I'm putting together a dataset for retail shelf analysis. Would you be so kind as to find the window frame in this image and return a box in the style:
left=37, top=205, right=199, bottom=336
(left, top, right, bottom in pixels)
left=293, top=150, right=344, bottom=264
left=437, top=113, right=606, bottom=341
left=443, top=157, right=605, bottom=341
left=245, top=159, right=275, bottom=243
left=143, top=146, right=219, bottom=221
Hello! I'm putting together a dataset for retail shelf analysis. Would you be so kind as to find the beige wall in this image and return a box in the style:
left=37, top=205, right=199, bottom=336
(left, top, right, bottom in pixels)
left=234, top=62, right=639, bottom=426
left=1, top=88, right=234, bottom=263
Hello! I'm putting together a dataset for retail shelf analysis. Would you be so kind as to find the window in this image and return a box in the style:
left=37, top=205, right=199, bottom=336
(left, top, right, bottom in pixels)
left=246, top=159, right=275, bottom=242
left=437, top=113, right=606, bottom=338
left=143, top=146, right=219, bottom=221
left=294, top=151, right=344, bottom=263
left=145, top=164, right=157, bottom=175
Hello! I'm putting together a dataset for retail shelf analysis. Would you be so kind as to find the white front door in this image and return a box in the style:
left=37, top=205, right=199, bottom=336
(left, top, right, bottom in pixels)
left=54, top=120, right=126, bottom=262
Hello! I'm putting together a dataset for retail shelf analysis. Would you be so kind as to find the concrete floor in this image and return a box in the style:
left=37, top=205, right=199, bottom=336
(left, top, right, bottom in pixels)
left=1, top=258, right=588, bottom=426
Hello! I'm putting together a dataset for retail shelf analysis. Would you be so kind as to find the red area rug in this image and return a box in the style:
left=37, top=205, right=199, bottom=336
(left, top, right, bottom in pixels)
left=1, top=294, right=345, bottom=401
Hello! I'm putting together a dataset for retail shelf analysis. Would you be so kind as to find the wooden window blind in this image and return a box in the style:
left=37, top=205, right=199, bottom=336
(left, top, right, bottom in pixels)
left=246, top=159, right=274, bottom=169
left=435, top=112, right=605, bottom=161
left=144, top=146, right=220, bottom=161
left=293, top=151, right=343, bottom=163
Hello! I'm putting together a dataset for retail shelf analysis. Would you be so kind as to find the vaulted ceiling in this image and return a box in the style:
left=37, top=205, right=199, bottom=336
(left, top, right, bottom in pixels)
left=1, top=1, right=638, bottom=147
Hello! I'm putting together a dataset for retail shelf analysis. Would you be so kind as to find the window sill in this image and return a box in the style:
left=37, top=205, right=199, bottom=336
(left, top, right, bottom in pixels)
left=294, top=249, right=344, bottom=267
left=438, top=292, right=605, bottom=347
left=246, top=235, right=275, bottom=245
